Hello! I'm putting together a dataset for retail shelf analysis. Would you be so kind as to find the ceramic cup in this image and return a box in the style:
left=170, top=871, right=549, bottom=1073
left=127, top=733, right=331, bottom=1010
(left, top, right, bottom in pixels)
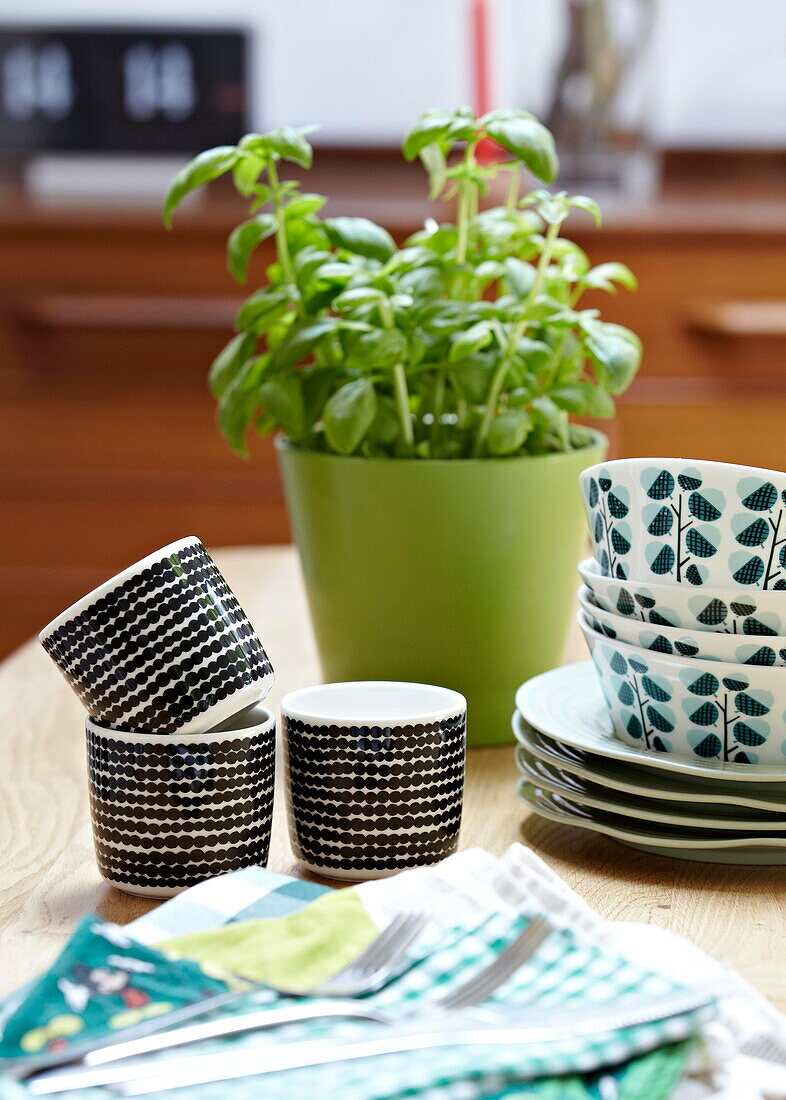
left=579, top=557, right=786, bottom=636
left=40, top=536, right=274, bottom=734
left=581, top=613, right=786, bottom=768
left=580, top=457, right=786, bottom=589
left=578, top=585, right=786, bottom=667
left=281, top=681, right=466, bottom=880
left=86, top=702, right=276, bottom=898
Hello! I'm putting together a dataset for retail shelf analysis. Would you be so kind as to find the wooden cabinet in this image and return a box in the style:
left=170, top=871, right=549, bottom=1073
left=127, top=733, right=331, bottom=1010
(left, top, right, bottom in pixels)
left=1, top=154, right=785, bottom=656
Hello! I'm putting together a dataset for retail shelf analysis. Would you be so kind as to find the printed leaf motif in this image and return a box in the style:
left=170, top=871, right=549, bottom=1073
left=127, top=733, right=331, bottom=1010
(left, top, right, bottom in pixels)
left=775, top=580, right=786, bottom=590
left=742, top=617, right=776, bottom=636
left=599, top=550, right=610, bottom=574
left=616, top=590, right=635, bottom=616
left=736, top=518, right=769, bottom=548
left=689, top=701, right=718, bottom=726
left=635, top=595, right=656, bottom=609
left=626, top=714, right=643, bottom=740
left=741, top=482, right=777, bottom=512
left=674, top=641, right=699, bottom=656
left=678, top=474, right=702, bottom=491
left=648, top=636, right=673, bottom=654
left=692, top=733, right=722, bottom=759
left=651, top=736, right=670, bottom=752
left=733, top=751, right=752, bottom=764
left=687, top=672, right=719, bottom=696
left=629, top=657, right=648, bottom=673
left=609, top=651, right=628, bottom=676
left=779, top=545, right=786, bottom=569
left=601, top=624, right=617, bottom=638
left=647, top=705, right=674, bottom=733
left=721, top=676, right=748, bottom=691
left=685, top=528, right=717, bottom=559
left=648, top=610, right=677, bottom=627
left=650, top=545, right=675, bottom=575
left=641, top=675, right=671, bottom=702
left=696, top=599, right=727, bottom=626
left=607, top=492, right=629, bottom=519
left=742, top=647, right=776, bottom=666
left=647, top=506, right=673, bottom=537
left=735, top=691, right=770, bottom=717
left=614, top=563, right=628, bottom=580
left=688, top=492, right=721, bottom=522
left=685, top=563, right=704, bottom=586
left=732, top=556, right=765, bottom=586
left=598, top=477, right=612, bottom=491
left=587, top=477, right=599, bottom=508
left=617, top=681, right=635, bottom=706
left=729, top=601, right=756, bottom=616
left=646, top=470, right=675, bottom=499
left=610, top=529, right=631, bottom=555
left=733, top=721, right=766, bottom=747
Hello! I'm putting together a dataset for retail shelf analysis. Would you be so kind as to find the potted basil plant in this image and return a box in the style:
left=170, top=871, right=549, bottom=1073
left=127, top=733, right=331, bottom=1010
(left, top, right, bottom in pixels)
left=164, top=107, right=641, bottom=746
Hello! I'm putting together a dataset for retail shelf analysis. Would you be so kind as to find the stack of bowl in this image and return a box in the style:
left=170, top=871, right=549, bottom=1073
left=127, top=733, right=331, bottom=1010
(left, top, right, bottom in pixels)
left=513, top=458, right=786, bottom=864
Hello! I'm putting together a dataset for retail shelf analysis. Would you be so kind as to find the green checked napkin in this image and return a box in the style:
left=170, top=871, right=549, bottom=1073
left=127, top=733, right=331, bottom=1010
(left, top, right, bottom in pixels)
left=0, top=848, right=708, bottom=1100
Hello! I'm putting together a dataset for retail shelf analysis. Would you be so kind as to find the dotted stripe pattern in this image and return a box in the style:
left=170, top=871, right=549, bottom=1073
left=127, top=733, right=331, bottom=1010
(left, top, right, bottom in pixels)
left=42, top=540, right=273, bottom=733
left=87, top=725, right=275, bottom=893
left=283, top=712, right=465, bottom=875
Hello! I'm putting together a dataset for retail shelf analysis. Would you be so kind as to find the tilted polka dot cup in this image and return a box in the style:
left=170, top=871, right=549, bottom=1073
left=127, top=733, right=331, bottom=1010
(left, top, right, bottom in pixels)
left=86, top=702, right=276, bottom=898
left=40, top=537, right=274, bottom=735
left=281, top=681, right=466, bottom=881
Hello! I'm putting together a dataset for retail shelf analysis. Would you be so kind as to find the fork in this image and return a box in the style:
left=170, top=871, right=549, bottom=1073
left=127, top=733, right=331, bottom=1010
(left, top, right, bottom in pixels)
left=32, top=985, right=714, bottom=1097
left=13, top=911, right=429, bottom=1083
left=27, top=917, right=553, bottom=1093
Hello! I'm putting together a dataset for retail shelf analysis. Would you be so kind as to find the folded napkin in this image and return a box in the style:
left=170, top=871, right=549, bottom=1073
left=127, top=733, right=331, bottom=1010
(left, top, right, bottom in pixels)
left=0, top=847, right=719, bottom=1100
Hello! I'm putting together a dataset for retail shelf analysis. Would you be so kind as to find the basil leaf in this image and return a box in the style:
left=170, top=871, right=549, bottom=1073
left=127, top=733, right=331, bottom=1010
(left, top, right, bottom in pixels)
left=323, top=377, right=377, bottom=454
left=449, top=320, right=495, bottom=362
left=503, top=257, right=537, bottom=298
left=235, top=286, right=291, bottom=331
left=258, top=374, right=306, bottom=440
left=583, top=262, right=637, bottom=292
left=227, top=214, right=278, bottom=283
left=486, top=409, right=533, bottom=455
left=353, top=328, right=407, bottom=369
left=208, top=332, right=256, bottom=398
left=484, top=117, right=558, bottom=183
left=271, top=319, right=339, bottom=370
left=163, top=146, right=238, bottom=226
left=584, top=321, right=642, bottom=395
left=550, top=382, right=616, bottom=418
left=324, top=216, right=396, bottom=262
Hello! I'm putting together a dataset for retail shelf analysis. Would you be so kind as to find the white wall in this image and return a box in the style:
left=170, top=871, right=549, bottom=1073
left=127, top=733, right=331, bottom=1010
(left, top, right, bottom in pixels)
left=6, top=0, right=786, bottom=146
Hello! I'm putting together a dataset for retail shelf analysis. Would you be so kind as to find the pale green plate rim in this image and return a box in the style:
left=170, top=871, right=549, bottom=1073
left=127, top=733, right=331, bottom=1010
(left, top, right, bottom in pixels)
left=515, top=662, right=786, bottom=783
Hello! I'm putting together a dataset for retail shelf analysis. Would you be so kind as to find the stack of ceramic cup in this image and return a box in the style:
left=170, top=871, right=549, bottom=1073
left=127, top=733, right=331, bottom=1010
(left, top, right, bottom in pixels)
left=513, top=459, right=786, bottom=865
left=40, top=537, right=276, bottom=898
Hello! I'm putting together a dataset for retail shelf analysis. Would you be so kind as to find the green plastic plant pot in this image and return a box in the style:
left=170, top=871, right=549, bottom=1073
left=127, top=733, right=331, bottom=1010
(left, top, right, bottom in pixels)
left=277, top=430, right=607, bottom=747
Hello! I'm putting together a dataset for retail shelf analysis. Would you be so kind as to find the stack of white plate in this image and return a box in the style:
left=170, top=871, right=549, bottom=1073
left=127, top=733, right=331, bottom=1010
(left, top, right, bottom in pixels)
left=514, top=457, right=786, bottom=865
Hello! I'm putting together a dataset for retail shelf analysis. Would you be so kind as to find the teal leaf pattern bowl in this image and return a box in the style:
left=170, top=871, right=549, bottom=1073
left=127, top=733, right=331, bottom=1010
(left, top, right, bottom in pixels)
left=578, top=558, right=786, bottom=636
left=580, top=458, right=786, bottom=589
left=580, top=613, right=786, bottom=766
left=578, top=585, right=786, bottom=667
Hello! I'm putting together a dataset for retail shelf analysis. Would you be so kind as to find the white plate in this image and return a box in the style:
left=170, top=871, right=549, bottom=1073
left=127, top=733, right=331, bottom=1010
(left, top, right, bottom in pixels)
left=513, top=715, right=786, bottom=812
left=517, top=781, right=786, bottom=865
left=515, top=662, right=786, bottom=782
left=515, top=745, right=786, bottom=830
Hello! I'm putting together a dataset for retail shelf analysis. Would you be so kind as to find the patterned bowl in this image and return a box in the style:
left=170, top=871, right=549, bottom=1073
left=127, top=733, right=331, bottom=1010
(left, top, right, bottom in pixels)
left=580, top=457, right=786, bottom=590
left=581, top=613, right=786, bottom=767
left=579, top=558, right=786, bottom=637
left=578, top=585, right=786, bottom=667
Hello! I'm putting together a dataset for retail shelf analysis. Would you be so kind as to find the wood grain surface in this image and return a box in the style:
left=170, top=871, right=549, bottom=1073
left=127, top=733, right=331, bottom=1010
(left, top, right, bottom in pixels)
left=1, top=546, right=784, bottom=1008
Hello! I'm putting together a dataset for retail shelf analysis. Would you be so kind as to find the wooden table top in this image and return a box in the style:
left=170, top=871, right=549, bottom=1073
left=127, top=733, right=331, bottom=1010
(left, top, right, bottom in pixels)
left=2, top=546, right=784, bottom=1008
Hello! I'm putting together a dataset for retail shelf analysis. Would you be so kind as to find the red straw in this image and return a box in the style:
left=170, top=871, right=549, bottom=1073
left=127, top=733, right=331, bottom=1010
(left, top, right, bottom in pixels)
left=471, top=0, right=498, bottom=163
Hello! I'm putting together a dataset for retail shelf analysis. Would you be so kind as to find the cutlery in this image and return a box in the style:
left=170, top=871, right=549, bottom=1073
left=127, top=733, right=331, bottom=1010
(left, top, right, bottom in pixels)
left=27, top=988, right=715, bottom=1095
left=12, top=910, right=429, bottom=1082
left=78, top=915, right=553, bottom=1068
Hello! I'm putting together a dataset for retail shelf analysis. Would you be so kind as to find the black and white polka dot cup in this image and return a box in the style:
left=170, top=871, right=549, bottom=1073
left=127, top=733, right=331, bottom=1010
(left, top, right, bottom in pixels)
left=40, top=537, right=274, bottom=735
left=281, top=681, right=466, bottom=881
left=86, top=702, right=276, bottom=898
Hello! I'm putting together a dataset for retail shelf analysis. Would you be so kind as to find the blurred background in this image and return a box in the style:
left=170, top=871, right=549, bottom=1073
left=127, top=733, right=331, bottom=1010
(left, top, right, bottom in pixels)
left=0, top=0, right=784, bottom=656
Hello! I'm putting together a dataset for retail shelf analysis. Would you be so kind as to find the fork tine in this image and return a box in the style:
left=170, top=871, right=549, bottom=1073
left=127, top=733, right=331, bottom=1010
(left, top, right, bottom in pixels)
left=437, top=916, right=552, bottom=1010
left=320, top=912, right=428, bottom=993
